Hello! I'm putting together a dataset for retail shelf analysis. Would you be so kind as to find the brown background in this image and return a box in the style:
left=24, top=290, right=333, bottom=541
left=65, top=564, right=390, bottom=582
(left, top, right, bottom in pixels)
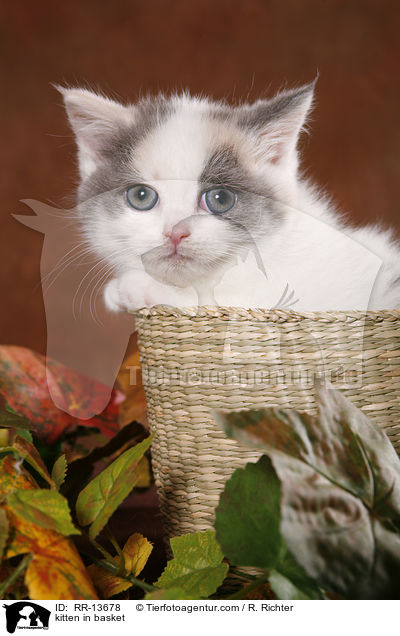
left=2, top=0, right=400, bottom=353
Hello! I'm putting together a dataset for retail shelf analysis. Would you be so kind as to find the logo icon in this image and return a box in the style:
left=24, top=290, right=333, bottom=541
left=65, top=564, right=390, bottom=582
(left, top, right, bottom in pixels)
left=3, top=602, right=50, bottom=633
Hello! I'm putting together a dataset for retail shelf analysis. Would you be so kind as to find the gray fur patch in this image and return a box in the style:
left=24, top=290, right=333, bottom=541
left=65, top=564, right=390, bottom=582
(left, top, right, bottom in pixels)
left=199, top=145, right=283, bottom=241
left=237, top=83, right=314, bottom=131
left=79, top=95, right=175, bottom=202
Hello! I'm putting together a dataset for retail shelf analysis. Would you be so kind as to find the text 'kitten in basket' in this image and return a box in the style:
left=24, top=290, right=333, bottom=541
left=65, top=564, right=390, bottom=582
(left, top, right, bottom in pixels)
left=61, top=82, right=400, bottom=311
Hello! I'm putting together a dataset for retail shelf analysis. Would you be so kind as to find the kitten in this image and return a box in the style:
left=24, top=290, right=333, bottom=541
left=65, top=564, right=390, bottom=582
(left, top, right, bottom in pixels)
left=60, top=83, right=400, bottom=311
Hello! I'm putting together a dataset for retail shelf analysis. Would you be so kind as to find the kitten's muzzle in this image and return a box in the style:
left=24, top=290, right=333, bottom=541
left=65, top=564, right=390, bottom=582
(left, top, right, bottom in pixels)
left=163, top=222, right=191, bottom=250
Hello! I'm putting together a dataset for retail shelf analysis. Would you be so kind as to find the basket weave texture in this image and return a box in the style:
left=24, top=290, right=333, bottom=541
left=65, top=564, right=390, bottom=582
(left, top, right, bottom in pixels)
left=134, top=306, right=400, bottom=539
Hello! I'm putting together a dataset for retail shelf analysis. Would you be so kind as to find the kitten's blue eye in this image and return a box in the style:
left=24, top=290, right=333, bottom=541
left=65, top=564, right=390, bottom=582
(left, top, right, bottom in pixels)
left=126, top=185, right=159, bottom=211
left=201, top=188, right=236, bottom=214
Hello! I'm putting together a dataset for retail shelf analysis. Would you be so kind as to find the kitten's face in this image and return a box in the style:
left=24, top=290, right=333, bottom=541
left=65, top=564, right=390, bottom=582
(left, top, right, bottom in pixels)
left=62, top=86, right=314, bottom=288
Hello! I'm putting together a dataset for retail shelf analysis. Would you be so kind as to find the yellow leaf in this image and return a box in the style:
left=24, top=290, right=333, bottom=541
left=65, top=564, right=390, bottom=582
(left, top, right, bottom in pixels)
left=117, top=351, right=147, bottom=428
left=123, top=532, right=153, bottom=576
left=88, top=562, right=132, bottom=599
left=0, top=456, right=97, bottom=600
left=26, top=546, right=97, bottom=600
left=0, top=455, right=37, bottom=497
left=87, top=533, right=153, bottom=599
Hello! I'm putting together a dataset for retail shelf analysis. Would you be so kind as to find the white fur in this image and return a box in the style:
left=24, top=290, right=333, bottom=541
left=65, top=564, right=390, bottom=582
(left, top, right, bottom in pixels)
left=61, top=87, right=400, bottom=312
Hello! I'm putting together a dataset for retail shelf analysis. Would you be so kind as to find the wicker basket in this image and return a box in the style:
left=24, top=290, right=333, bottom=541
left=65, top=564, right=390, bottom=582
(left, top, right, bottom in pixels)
left=134, top=306, right=400, bottom=540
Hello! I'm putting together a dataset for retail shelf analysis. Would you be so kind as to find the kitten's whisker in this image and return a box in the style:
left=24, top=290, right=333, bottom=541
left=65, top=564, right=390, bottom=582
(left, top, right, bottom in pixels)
left=41, top=244, right=96, bottom=293
left=72, top=258, right=108, bottom=320
left=73, top=247, right=134, bottom=320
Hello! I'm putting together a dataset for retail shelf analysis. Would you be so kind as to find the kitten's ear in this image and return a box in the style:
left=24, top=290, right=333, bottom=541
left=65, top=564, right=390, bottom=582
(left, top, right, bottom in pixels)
left=238, top=82, right=315, bottom=167
left=57, top=87, right=134, bottom=180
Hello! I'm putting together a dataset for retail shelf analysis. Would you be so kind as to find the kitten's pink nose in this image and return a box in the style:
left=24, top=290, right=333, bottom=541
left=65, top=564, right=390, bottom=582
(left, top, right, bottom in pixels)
left=164, top=226, right=190, bottom=248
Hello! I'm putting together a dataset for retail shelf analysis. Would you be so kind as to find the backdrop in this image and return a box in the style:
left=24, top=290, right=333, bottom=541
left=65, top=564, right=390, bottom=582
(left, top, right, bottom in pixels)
left=2, top=0, right=400, bottom=352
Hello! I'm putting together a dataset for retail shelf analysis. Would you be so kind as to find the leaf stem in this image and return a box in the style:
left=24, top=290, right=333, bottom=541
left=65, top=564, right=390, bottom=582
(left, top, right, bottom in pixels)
left=81, top=528, right=114, bottom=562
left=104, top=526, right=125, bottom=575
left=0, top=553, right=33, bottom=598
left=92, top=558, right=155, bottom=593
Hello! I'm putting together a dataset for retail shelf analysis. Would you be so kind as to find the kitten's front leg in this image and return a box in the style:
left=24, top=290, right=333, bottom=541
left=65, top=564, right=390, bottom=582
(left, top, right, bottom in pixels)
left=103, top=270, right=196, bottom=312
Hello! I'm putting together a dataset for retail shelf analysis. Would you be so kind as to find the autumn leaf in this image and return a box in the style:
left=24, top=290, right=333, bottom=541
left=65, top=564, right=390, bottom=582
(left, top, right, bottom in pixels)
left=0, top=554, right=31, bottom=598
left=25, top=548, right=96, bottom=600
left=7, top=490, right=79, bottom=536
left=76, top=435, right=153, bottom=539
left=0, top=454, right=38, bottom=497
left=117, top=350, right=147, bottom=428
left=123, top=533, right=153, bottom=575
left=0, top=456, right=97, bottom=600
left=0, top=345, right=123, bottom=442
left=13, top=435, right=54, bottom=486
left=88, top=533, right=153, bottom=599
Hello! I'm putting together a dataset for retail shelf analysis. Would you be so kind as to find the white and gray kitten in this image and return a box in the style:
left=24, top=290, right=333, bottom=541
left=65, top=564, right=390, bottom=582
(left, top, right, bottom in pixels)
left=60, top=83, right=400, bottom=311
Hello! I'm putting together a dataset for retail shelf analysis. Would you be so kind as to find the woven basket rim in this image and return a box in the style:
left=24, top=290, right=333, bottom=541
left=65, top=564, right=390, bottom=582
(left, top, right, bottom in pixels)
left=133, top=305, right=400, bottom=323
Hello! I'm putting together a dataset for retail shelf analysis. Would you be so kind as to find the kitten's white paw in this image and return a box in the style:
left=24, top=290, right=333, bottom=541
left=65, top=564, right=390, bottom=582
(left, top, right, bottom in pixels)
left=103, top=273, right=153, bottom=312
left=104, top=271, right=197, bottom=312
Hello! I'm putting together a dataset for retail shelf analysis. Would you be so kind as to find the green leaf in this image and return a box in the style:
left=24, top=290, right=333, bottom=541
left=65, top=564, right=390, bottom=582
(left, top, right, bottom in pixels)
left=213, top=383, right=400, bottom=599
left=0, top=508, right=9, bottom=562
left=75, top=435, right=153, bottom=539
left=215, top=456, right=281, bottom=569
left=271, top=548, right=322, bottom=600
left=269, top=570, right=317, bottom=600
left=145, top=587, right=189, bottom=600
left=215, top=457, right=322, bottom=599
left=16, top=428, right=33, bottom=443
left=155, top=530, right=228, bottom=599
left=51, top=455, right=67, bottom=490
left=7, top=489, right=79, bottom=536
left=61, top=421, right=147, bottom=506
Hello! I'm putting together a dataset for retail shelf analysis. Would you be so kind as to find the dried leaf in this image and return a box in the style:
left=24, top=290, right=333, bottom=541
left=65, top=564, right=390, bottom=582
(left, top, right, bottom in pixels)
left=0, top=346, right=123, bottom=442
left=76, top=435, right=153, bottom=539
left=51, top=455, right=67, bottom=490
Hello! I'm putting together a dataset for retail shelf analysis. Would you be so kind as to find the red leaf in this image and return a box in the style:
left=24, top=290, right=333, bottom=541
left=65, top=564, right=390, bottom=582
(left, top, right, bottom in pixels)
left=0, top=346, right=124, bottom=443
